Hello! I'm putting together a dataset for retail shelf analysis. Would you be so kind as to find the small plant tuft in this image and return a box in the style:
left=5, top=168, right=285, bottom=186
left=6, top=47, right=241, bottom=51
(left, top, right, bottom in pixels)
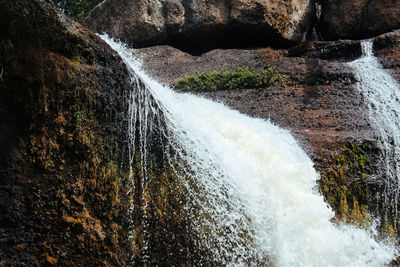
left=175, top=65, right=285, bottom=91
left=74, top=111, right=86, bottom=123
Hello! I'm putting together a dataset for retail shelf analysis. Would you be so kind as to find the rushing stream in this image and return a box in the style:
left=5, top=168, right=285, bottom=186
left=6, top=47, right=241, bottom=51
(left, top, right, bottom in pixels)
left=101, top=35, right=397, bottom=266
left=348, top=40, right=400, bottom=230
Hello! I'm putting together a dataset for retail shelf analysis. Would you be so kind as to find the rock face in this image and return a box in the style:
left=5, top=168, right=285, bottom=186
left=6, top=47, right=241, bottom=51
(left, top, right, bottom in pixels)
left=84, top=0, right=315, bottom=54
left=320, top=0, right=400, bottom=40
left=0, top=0, right=135, bottom=265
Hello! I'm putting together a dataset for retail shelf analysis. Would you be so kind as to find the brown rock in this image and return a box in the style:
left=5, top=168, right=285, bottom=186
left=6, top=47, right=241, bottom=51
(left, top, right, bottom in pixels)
left=374, top=30, right=400, bottom=74
left=320, top=0, right=400, bottom=40
left=0, top=0, right=133, bottom=265
left=84, top=0, right=315, bottom=54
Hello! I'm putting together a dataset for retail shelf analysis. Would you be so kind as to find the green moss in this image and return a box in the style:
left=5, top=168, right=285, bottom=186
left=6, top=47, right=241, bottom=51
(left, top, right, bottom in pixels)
left=175, top=65, right=285, bottom=91
left=100, top=161, right=121, bottom=207
left=70, top=55, right=81, bottom=66
left=74, top=110, right=86, bottom=123
left=319, top=142, right=374, bottom=225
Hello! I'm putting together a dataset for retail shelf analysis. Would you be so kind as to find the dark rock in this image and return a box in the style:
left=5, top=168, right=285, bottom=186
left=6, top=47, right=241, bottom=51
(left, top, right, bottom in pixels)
left=374, top=30, right=400, bottom=51
left=320, top=0, right=400, bottom=40
left=288, top=40, right=362, bottom=62
left=84, top=0, right=315, bottom=54
left=0, top=0, right=133, bottom=265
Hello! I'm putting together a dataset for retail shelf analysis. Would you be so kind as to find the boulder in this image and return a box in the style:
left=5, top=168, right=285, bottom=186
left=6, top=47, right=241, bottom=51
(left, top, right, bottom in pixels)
left=320, top=0, right=400, bottom=40
left=84, top=0, right=315, bottom=54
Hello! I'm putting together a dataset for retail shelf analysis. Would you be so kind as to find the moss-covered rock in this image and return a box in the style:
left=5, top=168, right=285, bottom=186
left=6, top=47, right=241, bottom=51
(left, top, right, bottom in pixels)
left=0, top=0, right=135, bottom=264
left=318, top=142, right=375, bottom=224
left=318, top=141, right=399, bottom=240
left=0, top=1, right=222, bottom=265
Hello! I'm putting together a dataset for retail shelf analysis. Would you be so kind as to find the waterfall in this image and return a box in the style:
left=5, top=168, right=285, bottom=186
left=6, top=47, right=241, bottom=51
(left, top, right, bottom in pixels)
left=348, top=40, right=400, bottom=229
left=101, top=35, right=397, bottom=266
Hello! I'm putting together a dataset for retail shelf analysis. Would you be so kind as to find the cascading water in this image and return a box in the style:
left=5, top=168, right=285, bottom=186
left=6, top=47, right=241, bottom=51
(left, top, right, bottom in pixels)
left=101, top=35, right=397, bottom=266
left=348, top=40, right=400, bottom=229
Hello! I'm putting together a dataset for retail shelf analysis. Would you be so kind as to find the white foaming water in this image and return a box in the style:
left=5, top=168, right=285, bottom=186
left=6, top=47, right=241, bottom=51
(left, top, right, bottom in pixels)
left=101, top=35, right=397, bottom=266
left=348, top=40, right=400, bottom=227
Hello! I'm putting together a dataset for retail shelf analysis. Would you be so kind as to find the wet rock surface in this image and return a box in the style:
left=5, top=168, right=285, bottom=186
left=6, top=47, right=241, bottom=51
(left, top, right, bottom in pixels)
left=0, top=0, right=134, bottom=265
left=374, top=30, right=400, bottom=83
left=84, top=0, right=315, bottom=54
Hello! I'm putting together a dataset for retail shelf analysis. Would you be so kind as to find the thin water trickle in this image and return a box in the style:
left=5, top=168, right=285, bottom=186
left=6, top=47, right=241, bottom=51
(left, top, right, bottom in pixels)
left=102, top=35, right=397, bottom=266
left=348, top=40, right=400, bottom=229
